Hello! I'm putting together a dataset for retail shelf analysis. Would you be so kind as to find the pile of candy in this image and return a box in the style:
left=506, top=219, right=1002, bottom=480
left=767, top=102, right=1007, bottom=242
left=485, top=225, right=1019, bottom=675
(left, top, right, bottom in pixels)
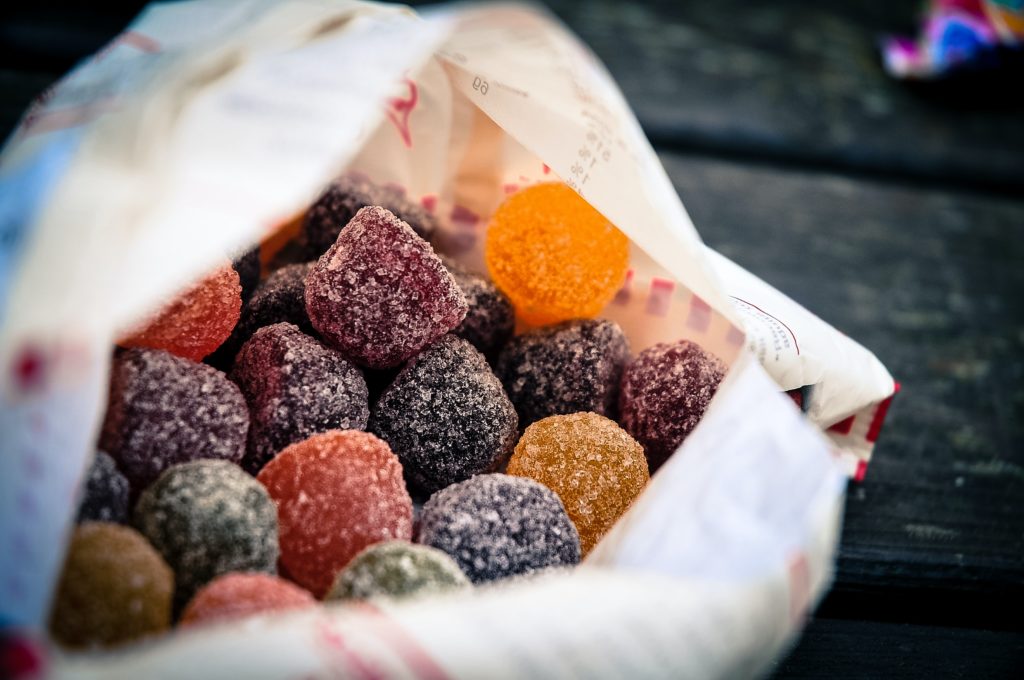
left=52, top=178, right=728, bottom=649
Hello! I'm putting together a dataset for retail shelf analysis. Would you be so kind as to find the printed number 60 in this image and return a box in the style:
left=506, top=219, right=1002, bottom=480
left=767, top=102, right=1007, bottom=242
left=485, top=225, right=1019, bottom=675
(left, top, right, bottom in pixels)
left=473, top=76, right=489, bottom=95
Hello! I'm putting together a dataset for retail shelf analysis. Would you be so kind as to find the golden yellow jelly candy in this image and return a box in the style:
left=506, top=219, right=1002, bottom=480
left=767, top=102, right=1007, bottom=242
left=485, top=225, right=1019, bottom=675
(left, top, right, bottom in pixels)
left=507, top=412, right=649, bottom=555
left=484, top=183, right=629, bottom=325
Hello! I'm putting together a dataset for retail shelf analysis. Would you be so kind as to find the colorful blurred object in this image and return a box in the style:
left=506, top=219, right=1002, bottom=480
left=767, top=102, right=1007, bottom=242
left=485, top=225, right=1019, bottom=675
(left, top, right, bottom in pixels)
left=883, top=0, right=1024, bottom=78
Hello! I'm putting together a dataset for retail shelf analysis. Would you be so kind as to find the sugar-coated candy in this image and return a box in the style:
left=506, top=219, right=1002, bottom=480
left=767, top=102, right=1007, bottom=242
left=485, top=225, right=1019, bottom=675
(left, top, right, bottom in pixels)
left=49, top=522, right=173, bottom=648
left=101, top=349, right=249, bottom=490
left=231, top=323, right=369, bottom=473
left=485, top=183, right=629, bottom=325
left=418, top=474, right=580, bottom=583
left=326, top=541, right=469, bottom=602
left=208, top=262, right=316, bottom=370
left=180, top=572, right=315, bottom=627
left=301, top=175, right=439, bottom=260
left=257, top=430, right=413, bottom=597
left=75, top=451, right=130, bottom=524
left=507, top=413, right=648, bottom=554
left=231, top=245, right=262, bottom=303
left=441, top=257, right=515, bottom=358
left=496, top=319, right=629, bottom=428
left=133, top=460, right=279, bottom=611
left=305, top=206, right=467, bottom=369
left=619, top=339, right=727, bottom=472
left=121, top=260, right=242, bottom=362
left=370, top=335, right=518, bottom=495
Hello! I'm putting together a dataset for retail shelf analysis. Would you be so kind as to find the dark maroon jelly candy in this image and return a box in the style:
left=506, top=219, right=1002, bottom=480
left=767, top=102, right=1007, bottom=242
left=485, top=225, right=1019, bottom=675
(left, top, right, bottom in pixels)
left=619, top=339, right=727, bottom=472
left=496, top=319, right=629, bottom=428
left=301, top=175, right=439, bottom=260
left=441, top=257, right=515, bottom=359
left=369, top=335, right=517, bottom=495
left=100, top=349, right=249, bottom=491
left=305, top=206, right=467, bottom=369
left=231, top=245, right=261, bottom=303
left=231, top=322, right=369, bottom=473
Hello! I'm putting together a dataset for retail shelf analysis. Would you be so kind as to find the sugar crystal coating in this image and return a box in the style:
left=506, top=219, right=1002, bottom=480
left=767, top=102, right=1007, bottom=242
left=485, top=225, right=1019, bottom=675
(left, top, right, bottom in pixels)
left=49, top=522, right=173, bottom=648
left=485, top=183, right=629, bottom=325
left=133, top=460, right=279, bottom=612
left=101, top=349, right=249, bottom=491
left=507, top=413, right=648, bottom=554
left=256, top=430, right=413, bottom=597
left=231, top=323, right=369, bottom=473
left=305, top=206, right=467, bottom=369
left=326, top=540, right=469, bottom=602
left=231, top=245, right=262, bottom=303
left=418, top=474, right=580, bottom=583
left=496, top=319, right=629, bottom=428
left=121, top=260, right=242, bottom=362
left=441, top=257, right=515, bottom=358
left=208, top=262, right=316, bottom=370
left=75, top=451, right=130, bottom=524
left=301, top=175, right=439, bottom=260
left=619, top=340, right=727, bottom=472
left=369, top=335, right=518, bottom=495
left=179, top=572, right=315, bottom=627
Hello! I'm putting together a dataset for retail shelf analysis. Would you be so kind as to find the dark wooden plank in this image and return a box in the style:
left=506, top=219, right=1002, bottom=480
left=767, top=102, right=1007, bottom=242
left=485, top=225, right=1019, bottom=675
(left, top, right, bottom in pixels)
left=660, top=150, right=1024, bottom=627
left=546, top=0, right=1024, bottom=193
left=770, top=619, right=1024, bottom=679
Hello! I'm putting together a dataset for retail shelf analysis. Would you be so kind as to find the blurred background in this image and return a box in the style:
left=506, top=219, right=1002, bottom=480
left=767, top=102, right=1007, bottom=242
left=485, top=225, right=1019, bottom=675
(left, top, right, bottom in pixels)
left=2, top=0, right=1022, bottom=677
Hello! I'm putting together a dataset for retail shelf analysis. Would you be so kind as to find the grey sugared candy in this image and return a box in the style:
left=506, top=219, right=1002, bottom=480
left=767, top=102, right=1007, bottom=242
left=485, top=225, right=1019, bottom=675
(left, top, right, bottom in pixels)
left=417, top=474, right=580, bottom=583
left=133, top=460, right=279, bottom=611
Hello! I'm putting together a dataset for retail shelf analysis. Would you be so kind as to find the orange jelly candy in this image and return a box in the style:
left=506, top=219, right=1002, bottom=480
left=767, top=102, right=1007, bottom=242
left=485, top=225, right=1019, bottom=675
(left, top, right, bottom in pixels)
left=121, top=260, right=242, bottom=361
left=507, top=412, right=649, bottom=555
left=484, top=183, right=629, bottom=325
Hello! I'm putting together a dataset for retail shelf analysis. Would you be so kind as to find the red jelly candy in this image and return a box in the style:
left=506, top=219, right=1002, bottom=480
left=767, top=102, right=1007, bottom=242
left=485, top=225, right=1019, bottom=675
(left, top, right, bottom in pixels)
left=304, top=206, right=467, bottom=369
left=256, top=430, right=413, bottom=597
left=619, top=340, right=726, bottom=472
left=121, top=260, right=242, bottom=362
left=179, top=572, right=316, bottom=627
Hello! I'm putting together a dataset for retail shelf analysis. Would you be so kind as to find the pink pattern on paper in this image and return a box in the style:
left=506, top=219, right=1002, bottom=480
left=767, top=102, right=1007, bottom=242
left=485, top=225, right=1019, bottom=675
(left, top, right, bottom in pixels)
left=12, top=346, right=46, bottom=393
left=686, top=295, right=712, bottom=333
left=314, top=618, right=384, bottom=680
left=386, top=78, right=418, bottom=148
left=420, top=195, right=437, bottom=213
left=645, top=278, right=675, bottom=317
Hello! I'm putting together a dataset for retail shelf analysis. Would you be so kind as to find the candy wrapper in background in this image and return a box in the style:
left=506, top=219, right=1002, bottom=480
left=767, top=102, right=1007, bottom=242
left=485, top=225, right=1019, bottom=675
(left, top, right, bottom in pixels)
left=0, top=0, right=894, bottom=677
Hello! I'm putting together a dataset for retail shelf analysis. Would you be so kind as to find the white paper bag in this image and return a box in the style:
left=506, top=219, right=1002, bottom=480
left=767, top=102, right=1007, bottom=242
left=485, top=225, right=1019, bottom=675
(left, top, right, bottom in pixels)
left=0, top=1, right=893, bottom=676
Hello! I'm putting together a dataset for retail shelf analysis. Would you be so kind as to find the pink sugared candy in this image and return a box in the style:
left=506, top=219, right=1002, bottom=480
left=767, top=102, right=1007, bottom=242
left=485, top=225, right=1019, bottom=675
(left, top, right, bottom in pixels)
left=619, top=339, right=727, bottom=472
left=256, top=430, right=413, bottom=598
left=304, top=206, right=467, bottom=369
left=179, top=572, right=316, bottom=627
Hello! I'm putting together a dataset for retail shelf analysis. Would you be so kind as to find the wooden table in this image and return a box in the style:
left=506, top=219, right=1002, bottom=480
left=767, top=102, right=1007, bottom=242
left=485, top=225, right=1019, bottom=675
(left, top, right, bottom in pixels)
left=2, top=1, right=1022, bottom=676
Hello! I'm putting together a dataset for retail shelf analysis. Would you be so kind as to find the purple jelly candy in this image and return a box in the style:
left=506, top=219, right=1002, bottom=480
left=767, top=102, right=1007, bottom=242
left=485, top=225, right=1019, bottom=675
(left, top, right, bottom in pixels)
left=231, top=245, right=261, bottom=303
left=417, top=473, right=580, bottom=583
left=496, top=319, right=629, bottom=428
left=305, top=206, right=467, bottom=369
left=231, top=322, right=369, bottom=473
left=76, top=451, right=130, bottom=524
left=100, top=349, right=249, bottom=491
left=441, top=257, right=515, bottom=359
left=301, top=175, right=439, bottom=260
left=207, top=262, right=315, bottom=370
left=369, top=335, right=517, bottom=495
left=619, top=339, right=727, bottom=472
